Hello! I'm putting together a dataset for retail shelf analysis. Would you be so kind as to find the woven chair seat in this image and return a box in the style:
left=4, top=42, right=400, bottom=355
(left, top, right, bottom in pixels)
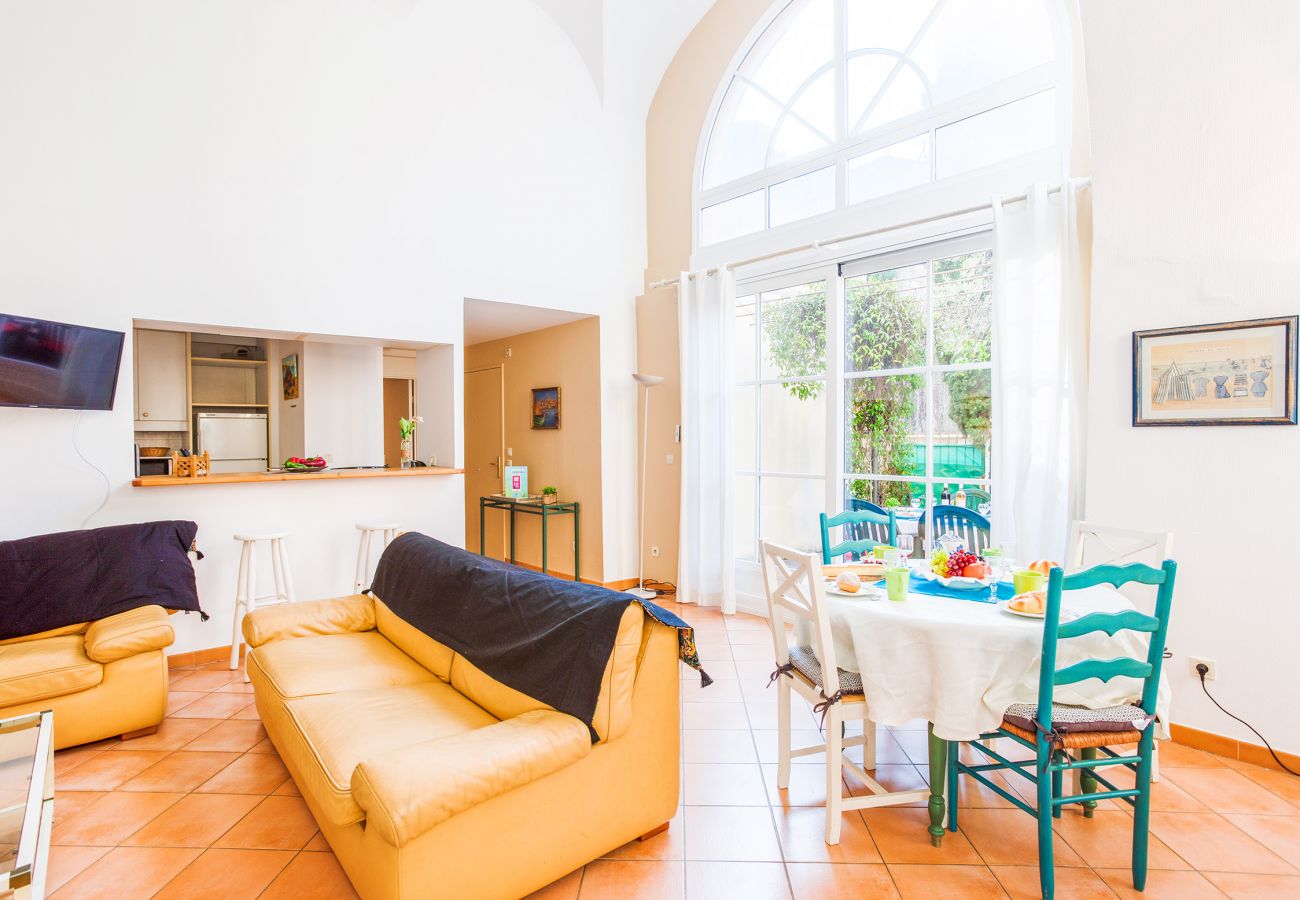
left=787, top=646, right=864, bottom=696
left=1001, top=702, right=1151, bottom=749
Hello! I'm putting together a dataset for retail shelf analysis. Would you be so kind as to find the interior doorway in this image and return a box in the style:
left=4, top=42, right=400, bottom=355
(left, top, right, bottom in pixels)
left=382, top=378, right=413, bottom=469
left=465, top=366, right=505, bottom=558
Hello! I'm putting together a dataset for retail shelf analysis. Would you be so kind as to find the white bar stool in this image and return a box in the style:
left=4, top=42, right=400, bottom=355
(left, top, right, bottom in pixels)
left=231, top=531, right=296, bottom=680
left=355, top=523, right=400, bottom=592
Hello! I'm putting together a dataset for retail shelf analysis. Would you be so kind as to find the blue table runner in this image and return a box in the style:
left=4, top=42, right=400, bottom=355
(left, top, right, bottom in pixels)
left=874, top=572, right=1016, bottom=603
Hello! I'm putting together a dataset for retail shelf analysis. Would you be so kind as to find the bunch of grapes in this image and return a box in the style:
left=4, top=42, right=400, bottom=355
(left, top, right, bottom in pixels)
left=930, top=550, right=949, bottom=576
left=945, top=549, right=982, bottom=578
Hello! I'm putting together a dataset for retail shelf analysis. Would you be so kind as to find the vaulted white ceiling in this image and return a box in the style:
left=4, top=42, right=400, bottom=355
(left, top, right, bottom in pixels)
left=532, top=0, right=716, bottom=113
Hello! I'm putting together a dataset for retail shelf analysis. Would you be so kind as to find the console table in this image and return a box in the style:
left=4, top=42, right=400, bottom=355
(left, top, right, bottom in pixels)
left=478, top=496, right=581, bottom=581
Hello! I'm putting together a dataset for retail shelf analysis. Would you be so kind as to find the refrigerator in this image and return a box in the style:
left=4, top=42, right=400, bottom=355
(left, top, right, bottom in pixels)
left=196, top=413, right=269, bottom=474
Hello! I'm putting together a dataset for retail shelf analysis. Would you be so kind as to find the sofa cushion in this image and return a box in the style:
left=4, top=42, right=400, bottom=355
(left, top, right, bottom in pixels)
left=250, top=631, right=436, bottom=700
left=279, top=681, right=499, bottom=826
left=0, top=635, right=103, bottom=706
left=374, top=598, right=454, bottom=681
left=447, top=603, right=643, bottom=743
left=0, top=622, right=89, bottom=646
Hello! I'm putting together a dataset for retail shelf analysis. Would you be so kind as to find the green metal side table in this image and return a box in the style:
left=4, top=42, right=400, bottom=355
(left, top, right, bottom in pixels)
left=478, top=496, right=581, bottom=581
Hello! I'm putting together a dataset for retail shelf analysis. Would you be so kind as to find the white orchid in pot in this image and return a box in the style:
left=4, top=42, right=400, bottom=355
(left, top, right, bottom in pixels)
left=398, top=415, right=423, bottom=468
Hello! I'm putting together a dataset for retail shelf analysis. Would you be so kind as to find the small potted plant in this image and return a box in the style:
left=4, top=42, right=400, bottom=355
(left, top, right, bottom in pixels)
left=541, top=486, right=559, bottom=505
left=398, top=415, right=423, bottom=468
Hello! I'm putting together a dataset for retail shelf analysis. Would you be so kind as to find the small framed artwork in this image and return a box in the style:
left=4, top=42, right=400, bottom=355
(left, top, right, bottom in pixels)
left=1133, top=316, right=1298, bottom=426
left=531, top=386, right=560, bottom=429
left=281, top=354, right=300, bottom=401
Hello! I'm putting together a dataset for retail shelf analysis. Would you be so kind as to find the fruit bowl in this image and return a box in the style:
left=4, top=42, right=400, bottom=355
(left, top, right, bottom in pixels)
left=936, top=574, right=995, bottom=591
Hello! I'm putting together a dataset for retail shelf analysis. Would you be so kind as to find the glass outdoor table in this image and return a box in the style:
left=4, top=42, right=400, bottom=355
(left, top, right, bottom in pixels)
left=478, top=496, right=581, bottom=580
left=1, top=711, right=54, bottom=900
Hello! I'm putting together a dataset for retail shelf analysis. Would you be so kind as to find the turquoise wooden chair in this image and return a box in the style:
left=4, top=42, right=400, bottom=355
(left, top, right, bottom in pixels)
left=931, top=503, right=991, bottom=554
left=847, top=497, right=892, bottom=547
left=945, top=560, right=1177, bottom=899
left=819, top=507, right=896, bottom=564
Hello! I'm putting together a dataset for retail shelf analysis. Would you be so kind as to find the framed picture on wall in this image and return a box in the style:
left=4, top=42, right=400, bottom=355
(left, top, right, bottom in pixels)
left=281, top=354, right=299, bottom=401
left=531, top=386, right=560, bottom=429
left=1132, top=316, right=1298, bottom=426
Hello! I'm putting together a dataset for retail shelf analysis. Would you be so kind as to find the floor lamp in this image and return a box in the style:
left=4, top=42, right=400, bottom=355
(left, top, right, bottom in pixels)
left=630, top=373, right=664, bottom=600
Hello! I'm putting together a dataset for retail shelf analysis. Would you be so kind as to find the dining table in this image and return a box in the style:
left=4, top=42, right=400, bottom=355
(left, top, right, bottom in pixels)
left=817, top=566, right=1171, bottom=847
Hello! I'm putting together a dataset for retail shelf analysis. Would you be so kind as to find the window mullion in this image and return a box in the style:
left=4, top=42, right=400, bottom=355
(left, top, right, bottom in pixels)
left=924, top=256, right=936, bottom=548
left=827, top=263, right=844, bottom=519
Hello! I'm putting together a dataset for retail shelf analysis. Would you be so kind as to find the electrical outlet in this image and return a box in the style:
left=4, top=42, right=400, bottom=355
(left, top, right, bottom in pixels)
left=665, top=453, right=674, bottom=464
left=1189, top=657, right=1217, bottom=681
left=650, top=546, right=660, bottom=558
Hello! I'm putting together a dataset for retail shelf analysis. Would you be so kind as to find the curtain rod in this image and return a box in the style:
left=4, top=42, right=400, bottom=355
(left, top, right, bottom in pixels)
left=648, top=176, right=1092, bottom=290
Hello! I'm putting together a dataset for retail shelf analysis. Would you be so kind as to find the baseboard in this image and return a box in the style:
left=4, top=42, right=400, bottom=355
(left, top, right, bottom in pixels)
left=497, top=558, right=639, bottom=591
left=1170, top=723, right=1300, bottom=774
left=169, top=644, right=242, bottom=667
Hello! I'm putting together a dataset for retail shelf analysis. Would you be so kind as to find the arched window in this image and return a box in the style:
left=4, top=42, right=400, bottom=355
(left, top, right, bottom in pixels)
left=697, top=0, right=1065, bottom=247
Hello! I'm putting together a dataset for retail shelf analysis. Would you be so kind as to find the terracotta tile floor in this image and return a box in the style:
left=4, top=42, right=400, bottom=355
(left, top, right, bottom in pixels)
left=47, top=605, right=1300, bottom=898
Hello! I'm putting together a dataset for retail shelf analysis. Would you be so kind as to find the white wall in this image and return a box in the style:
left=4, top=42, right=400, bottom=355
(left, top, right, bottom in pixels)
left=1081, top=0, right=1300, bottom=752
left=0, top=0, right=694, bottom=652
left=301, top=342, right=383, bottom=468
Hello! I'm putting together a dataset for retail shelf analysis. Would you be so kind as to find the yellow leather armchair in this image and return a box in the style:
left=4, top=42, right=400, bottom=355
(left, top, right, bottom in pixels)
left=0, top=605, right=175, bottom=749
left=244, top=594, right=681, bottom=900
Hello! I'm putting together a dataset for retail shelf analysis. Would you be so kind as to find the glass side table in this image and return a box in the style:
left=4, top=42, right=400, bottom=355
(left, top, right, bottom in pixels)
left=1, top=711, right=54, bottom=900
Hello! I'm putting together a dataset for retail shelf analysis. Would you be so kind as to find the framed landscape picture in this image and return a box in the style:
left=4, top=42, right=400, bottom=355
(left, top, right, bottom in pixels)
left=531, top=386, right=560, bottom=429
left=1133, top=316, right=1298, bottom=426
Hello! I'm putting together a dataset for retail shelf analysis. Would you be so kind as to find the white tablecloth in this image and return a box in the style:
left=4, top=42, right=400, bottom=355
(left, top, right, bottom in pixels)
left=820, top=584, right=1172, bottom=741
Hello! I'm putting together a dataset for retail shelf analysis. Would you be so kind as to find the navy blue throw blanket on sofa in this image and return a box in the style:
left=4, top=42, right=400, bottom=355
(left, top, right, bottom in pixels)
left=0, top=520, right=205, bottom=641
left=368, top=533, right=711, bottom=741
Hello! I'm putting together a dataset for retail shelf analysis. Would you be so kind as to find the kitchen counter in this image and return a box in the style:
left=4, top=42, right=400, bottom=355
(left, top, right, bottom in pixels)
left=132, top=466, right=463, bottom=487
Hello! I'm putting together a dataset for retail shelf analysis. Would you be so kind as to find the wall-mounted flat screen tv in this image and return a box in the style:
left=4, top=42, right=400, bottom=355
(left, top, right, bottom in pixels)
left=0, top=314, right=125, bottom=410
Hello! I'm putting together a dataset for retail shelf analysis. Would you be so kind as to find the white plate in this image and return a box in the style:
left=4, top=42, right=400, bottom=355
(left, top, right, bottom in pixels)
left=826, top=585, right=880, bottom=599
left=998, top=599, right=1045, bottom=619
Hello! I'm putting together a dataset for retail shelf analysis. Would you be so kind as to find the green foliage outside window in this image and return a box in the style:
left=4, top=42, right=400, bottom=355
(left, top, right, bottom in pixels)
left=760, top=252, right=993, bottom=509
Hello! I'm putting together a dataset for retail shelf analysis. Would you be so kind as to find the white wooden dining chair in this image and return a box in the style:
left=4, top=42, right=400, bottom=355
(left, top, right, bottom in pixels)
left=760, top=540, right=931, bottom=844
left=1066, top=520, right=1174, bottom=783
left=1066, top=521, right=1174, bottom=596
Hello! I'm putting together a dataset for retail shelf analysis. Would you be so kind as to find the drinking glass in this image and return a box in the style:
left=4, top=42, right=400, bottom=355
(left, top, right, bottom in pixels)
left=1013, top=569, right=1046, bottom=595
left=896, top=532, right=914, bottom=562
left=885, top=567, right=910, bottom=602
left=978, top=502, right=992, bottom=518
left=909, top=497, right=921, bottom=510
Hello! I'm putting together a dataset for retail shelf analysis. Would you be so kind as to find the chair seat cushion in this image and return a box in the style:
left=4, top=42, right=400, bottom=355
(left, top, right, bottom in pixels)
left=279, top=681, right=500, bottom=826
left=250, top=630, right=436, bottom=700
left=1003, top=702, right=1153, bottom=734
left=0, top=635, right=103, bottom=705
left=788, top=646, right=863, bottom=695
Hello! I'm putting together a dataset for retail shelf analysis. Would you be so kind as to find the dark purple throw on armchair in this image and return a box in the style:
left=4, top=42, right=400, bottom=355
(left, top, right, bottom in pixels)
left=0, top=520, right=206, bottom=641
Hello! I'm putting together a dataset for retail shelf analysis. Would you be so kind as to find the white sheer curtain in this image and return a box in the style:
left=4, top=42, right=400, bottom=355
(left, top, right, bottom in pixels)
left=677, top=268, right=737, bottom=613
left=992, top=182, right=1090, bottom=563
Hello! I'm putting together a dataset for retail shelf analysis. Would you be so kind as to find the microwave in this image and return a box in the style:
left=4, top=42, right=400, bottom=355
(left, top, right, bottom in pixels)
left=134, top=444, right=174, bottom=477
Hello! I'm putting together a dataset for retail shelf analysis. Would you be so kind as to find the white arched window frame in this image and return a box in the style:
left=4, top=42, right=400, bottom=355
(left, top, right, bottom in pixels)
left=691, top=0, right=1073, bottom=268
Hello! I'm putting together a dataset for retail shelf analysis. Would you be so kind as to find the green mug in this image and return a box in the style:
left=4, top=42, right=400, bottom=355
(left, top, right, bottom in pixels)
left=1012, top=569, right=1046, bottom=595
left=884, top=567, right=910, bottom=602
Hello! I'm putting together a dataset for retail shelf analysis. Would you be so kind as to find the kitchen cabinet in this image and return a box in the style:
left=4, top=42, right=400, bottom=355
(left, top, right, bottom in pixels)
left=134, top=329, right=188, bottom=430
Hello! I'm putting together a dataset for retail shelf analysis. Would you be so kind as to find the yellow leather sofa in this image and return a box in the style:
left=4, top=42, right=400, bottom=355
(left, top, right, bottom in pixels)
left=0, top=606, right=175, bottom=749
left=243, top=593, right=680, bottom=900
